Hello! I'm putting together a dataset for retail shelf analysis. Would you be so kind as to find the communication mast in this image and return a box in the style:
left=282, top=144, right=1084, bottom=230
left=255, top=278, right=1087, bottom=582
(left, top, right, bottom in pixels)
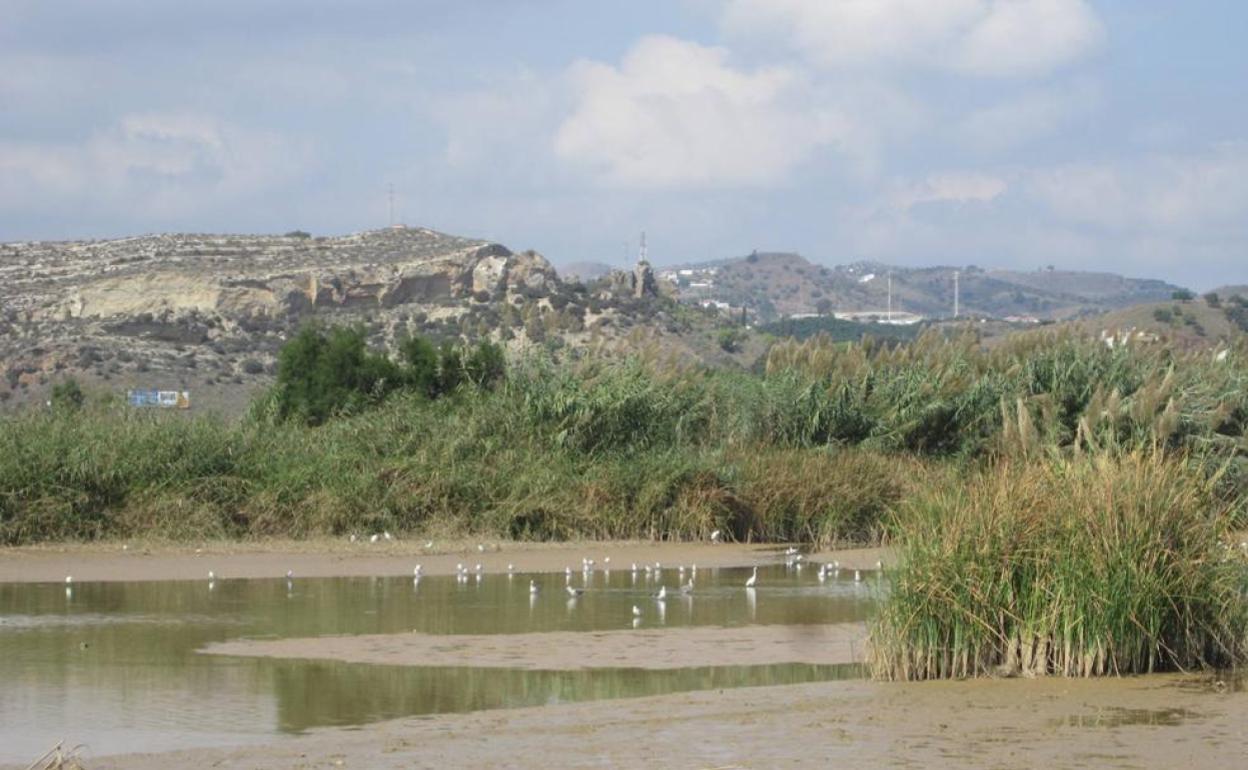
left=953, top=270, right=960, bottom=319
left=638, top=231, right=648, bottom=264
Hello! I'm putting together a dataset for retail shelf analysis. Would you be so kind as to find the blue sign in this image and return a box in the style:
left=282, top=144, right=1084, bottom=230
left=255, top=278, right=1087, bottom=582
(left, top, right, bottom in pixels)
left=127, top=389, right=190, bottom=409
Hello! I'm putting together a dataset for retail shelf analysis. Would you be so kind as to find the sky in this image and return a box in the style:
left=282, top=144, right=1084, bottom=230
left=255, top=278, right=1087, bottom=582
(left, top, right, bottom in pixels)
left=1, top=1, right=1246, bottom=289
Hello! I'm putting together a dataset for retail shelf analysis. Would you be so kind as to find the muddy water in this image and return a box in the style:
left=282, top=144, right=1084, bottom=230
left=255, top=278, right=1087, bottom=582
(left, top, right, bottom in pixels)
left=0, top=564, right=872, bottom=763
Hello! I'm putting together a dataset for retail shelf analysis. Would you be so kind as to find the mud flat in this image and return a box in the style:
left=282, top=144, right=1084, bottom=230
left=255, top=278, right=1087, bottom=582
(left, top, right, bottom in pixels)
left=0, top=540, right=893, bottom=583
left=203, top=623, right=867, bottom=670
left=11, top=673, right=1242, bottom=770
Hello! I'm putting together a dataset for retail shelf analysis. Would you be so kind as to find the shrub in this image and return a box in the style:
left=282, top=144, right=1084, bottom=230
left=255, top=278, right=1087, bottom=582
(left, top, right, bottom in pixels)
left=50, top=378, right=85, bottom=412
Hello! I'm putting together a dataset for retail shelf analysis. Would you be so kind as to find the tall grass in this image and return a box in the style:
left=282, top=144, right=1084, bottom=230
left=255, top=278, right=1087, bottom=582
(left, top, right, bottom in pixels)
left=1, top=330, right=1244, bottom=545
left=870, top=452, right=1248, bottom=680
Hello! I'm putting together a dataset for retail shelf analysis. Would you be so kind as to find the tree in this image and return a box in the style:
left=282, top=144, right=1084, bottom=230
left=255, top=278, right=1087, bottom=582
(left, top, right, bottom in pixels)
left=50, top=378, right=85, bottom=412
left=464, top=341, right=506, bottom=389
left=1204, top=292, right=1221, bottom=308
left=718, top=328, right=747, bottom=353
left=1172, top=289, right=1195, bottom=302
left=399, top=334, right=438, bottom=397
left=436, top=342, right=464, bottom=395
left=815, top=298, right=834, bottom=316
left=275, top=324, right=401, bottom=425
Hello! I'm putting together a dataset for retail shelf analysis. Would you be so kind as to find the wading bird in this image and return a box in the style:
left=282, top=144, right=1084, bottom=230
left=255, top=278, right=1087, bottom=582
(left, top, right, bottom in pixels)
left=745, top=567, right=757, bottom=588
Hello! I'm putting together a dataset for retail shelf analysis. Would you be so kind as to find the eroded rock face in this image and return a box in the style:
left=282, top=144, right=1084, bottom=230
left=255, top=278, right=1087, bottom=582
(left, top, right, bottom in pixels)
left=16, top=229, right=557, bottom=322
left=0, top=226, right=565, bottom=412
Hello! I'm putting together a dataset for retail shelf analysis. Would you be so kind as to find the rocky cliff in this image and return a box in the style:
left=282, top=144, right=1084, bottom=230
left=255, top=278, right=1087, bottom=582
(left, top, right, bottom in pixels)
left=0, top=227, right=571, bottom=412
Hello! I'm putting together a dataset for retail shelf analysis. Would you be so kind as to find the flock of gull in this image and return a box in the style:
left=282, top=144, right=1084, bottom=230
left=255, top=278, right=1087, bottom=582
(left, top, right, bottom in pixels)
left=61, top=539, right=883, bottom=619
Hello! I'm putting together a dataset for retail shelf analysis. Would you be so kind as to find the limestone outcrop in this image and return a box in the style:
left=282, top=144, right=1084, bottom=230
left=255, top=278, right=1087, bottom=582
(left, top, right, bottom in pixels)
left=0, top=226, right=566, bottom=411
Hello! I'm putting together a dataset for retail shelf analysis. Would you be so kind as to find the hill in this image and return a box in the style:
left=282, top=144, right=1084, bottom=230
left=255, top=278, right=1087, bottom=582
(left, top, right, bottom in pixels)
left=1073, top=295, right=1246, bottom=351
left=662, top=253, right=1187, bottom=323
left=0, top=227, right=732, bottom=413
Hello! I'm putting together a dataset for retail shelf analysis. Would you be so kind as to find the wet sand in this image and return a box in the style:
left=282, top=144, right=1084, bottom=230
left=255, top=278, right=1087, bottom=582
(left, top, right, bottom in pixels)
left=0, top=539, right=892, bottom=583
left=18, top=674, right=1245, bottom=770
left=204, top=623, right=867, bottom=670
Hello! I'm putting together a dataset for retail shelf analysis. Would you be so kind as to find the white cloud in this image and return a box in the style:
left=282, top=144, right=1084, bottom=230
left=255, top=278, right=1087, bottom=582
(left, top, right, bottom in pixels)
left=891, top=171, right=1007, bottom=210
left=553, top=35, right=851, bottom=188
left=0, top=113, right=308, bottom=218
left=720, top=0, right=1103, bottom=77
left=960, top=80, right=1099, bottom=152
left=1027, top=144, right=1248, bottom=232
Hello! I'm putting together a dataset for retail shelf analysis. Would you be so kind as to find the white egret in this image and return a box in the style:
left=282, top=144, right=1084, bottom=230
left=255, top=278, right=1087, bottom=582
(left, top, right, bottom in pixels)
left=566, top=585, right=584, bottom=597
left=745, top=567, right=757, bottom=588
left=413, top=565, right=423, bottom=577
left=208, top=570, right=216, bottom=581
left=711, top=529, right=722, bottom=543
left=424, top=540, right=434, bottom=549
left=370, top=534, right=379, bottom=544
left=383, top=531, right=393, bottom=541
left=349, top=534, right=356, bottom=543
left=529, top=579, right=539, bottom=594
left=854, top=570, right=862, bottom=583
left=632, top=605, right=642, bottom=618
left=655, top=585, right=667, bottom=601
left=65, top=576, right=73, bottom=584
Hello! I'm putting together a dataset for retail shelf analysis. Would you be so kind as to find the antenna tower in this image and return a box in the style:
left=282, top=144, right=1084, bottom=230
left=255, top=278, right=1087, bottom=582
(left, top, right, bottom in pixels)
left=953, top=270, right=960, bottom=319
left=638, top=231, right=648, bottom=264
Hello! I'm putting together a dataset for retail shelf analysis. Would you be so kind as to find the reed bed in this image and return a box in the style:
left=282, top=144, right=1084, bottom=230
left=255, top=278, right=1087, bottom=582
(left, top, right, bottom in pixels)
left=869, top=452, right=1248, bottom=680
left=1, top=330, right=1244, bottom=546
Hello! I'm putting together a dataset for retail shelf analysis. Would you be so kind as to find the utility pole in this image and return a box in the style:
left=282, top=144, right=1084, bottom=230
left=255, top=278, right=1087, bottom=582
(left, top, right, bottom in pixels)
left=887, top=271, right=893, bottom=322
left=953, top=270, right=960, bottom=319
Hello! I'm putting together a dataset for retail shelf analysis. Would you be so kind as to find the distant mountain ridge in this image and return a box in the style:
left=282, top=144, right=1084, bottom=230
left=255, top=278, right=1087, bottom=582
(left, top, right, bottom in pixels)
left=661, top=252, right=1187, bottom=322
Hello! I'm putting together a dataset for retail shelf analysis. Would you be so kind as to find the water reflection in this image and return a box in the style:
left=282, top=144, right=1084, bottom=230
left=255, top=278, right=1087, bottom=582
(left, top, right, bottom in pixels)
left=0, top=566, right=875, bottom=762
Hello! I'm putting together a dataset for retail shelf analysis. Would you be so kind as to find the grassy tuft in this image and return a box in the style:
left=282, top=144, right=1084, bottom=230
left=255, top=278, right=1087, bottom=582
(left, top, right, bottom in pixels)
left=869, top=451, right=1248, bottom=680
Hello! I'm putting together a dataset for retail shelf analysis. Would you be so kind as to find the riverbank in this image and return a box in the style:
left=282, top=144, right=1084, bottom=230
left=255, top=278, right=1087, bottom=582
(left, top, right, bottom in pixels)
left=12, top=672, right=1243, bottom=770
left=0, top=539, right=893, bottom=583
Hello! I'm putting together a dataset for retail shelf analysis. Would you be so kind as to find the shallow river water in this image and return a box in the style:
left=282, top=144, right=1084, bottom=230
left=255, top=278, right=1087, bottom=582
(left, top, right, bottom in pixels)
left=0, top=564, right=874, bottom=762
